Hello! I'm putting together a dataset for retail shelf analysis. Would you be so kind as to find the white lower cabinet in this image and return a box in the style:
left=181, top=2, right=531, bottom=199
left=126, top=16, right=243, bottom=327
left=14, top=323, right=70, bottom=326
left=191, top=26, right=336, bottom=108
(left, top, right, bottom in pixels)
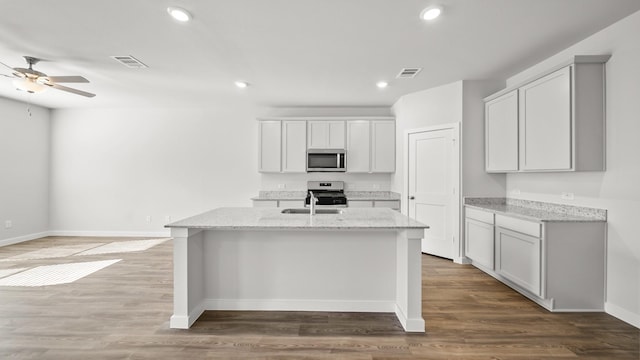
left=463, top=205, right=605, bottom=311
left=464, top=212, right=495, bottom=271
left=495, top=226, right=542, bottom=296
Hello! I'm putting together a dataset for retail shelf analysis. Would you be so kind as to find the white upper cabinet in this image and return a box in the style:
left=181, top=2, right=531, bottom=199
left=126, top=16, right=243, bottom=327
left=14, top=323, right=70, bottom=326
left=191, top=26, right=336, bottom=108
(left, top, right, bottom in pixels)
left=519, top=66, right=572, bottom=171
left=258, top=117, right=395, bottom=174
left=371, top=120, right=395, bottom=172
left=346, top=121, right=371, bottom=173
left=281, top=121, right=307, bottom=173
left=346, top=119, right=395, bottom=173
left=483, top=55, right=609, bottom=173
left=258, top=121, right=281, bottom=173
left=485, top=90, right=518, bottom=172
left=307, top=121, right=345, bottom=149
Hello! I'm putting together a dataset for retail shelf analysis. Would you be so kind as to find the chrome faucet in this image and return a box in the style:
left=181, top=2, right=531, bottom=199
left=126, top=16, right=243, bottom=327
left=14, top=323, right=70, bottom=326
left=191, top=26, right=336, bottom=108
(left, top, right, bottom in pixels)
left=309, top=191, right=318, bottom=216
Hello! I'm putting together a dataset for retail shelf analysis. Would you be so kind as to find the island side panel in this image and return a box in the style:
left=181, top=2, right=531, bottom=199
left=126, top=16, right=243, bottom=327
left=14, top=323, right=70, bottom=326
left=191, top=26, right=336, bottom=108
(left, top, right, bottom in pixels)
left=170, top=228, right=206, bottom=329
left=201, top=229, right=398, bottom=312
left=395, top=228, right=425, bottom=332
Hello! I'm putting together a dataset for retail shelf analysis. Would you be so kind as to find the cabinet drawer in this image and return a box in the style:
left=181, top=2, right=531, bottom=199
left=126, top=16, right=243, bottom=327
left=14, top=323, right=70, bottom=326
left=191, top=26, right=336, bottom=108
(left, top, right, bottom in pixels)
left=495, top=214, right=540, bottom=238
left=465, top=207, right=494, bottom=224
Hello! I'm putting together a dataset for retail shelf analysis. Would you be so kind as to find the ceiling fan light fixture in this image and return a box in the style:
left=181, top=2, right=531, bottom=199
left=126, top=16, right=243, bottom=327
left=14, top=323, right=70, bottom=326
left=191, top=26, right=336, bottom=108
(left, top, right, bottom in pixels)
left=420, top=5, right=443, bottom=21
left=167, top=6, right=192, bottom=22
left=13, top=78, right=47, bottom=94
left=235, top=81, right=249, bottom=88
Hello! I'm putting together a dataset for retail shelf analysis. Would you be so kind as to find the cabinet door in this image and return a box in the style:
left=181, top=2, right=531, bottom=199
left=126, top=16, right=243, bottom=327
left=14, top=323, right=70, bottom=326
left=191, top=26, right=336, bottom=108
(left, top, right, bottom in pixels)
left=465, top=218, right=494, bottom=270
left=371, top=120, right=395, bottom=173
left=281, top=121, right=307, bottom=172
left=485, top=90, right=518, bottom=172
left=495, top=227, right=542, bottom=296
left=307, top=121, right=345, bottom=149
left=258, top=121, right=281, bottom=172
left=346, top=121, right=371, bottom=172
left=327, top=121, right=346, bottom=148
left=307, top=121, right=328, bottom=149
left=519, top=66, right=572, bottom=171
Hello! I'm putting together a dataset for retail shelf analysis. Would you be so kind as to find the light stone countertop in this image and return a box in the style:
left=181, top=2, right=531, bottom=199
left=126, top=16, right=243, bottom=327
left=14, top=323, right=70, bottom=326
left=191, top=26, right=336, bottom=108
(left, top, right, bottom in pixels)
left=345, top=191, right=401, bottom=201
left=464, top=197, right=606, bottom=222
left=251, top=191, right=401, bottom=201
left=166, top=207, right=428, bottom=230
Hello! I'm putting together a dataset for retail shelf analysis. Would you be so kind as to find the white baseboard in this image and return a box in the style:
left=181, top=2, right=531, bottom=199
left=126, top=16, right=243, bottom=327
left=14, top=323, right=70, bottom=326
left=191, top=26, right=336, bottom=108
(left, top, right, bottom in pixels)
left=170, top=302, right=206, bottom=329
left=49, top=230, right=172, bottom=238
left=605, top=302, right=640, bottom=329
left=0, top=231, right=51, bottom=247
left=1, top=230, right=172, bottom=248
left=202, top=298, right=396, bottom=313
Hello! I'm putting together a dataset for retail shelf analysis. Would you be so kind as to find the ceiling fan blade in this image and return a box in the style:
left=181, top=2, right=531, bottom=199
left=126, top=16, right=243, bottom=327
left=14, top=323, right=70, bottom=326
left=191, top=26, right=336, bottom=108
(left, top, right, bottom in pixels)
left=46, top=75, right=89, bottom=83
left=0, top=60, right=15, bottom=72
left=47, top=83, right=96, bottom=98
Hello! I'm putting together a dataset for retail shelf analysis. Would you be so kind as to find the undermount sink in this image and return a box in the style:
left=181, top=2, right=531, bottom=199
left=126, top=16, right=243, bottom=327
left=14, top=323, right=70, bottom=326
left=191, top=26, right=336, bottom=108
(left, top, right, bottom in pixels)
left=281, top=208, right=344, bottom=215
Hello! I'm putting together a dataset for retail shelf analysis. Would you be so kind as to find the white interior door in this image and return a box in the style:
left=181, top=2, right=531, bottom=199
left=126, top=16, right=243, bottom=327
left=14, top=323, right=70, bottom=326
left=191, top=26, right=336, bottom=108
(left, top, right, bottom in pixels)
left=408, top=128, right=457, bottom=259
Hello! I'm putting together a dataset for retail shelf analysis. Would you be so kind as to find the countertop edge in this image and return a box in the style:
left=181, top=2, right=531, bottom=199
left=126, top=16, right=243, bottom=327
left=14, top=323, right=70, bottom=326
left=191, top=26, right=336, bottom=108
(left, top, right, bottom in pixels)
left=165, top=225, right=427, bottom=230
left=464, top=203, right=607, bottom=223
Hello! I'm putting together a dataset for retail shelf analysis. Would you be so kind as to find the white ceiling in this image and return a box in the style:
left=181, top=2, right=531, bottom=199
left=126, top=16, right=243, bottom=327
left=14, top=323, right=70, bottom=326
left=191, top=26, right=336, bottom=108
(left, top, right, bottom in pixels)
left=1, top=0, right=639, bottom=109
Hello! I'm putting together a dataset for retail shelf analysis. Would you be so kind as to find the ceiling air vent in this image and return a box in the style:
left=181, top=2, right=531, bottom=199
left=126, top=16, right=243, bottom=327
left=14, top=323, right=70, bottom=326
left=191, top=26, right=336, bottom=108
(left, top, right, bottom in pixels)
left=396, top=68, right=422, bottom=78
left=110, top=55, right=148, bottom=68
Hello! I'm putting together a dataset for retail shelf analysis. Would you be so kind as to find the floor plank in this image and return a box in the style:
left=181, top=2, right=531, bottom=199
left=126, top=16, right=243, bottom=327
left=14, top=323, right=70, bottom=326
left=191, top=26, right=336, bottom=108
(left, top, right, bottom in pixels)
left=0, top=236, right=637, bottom=359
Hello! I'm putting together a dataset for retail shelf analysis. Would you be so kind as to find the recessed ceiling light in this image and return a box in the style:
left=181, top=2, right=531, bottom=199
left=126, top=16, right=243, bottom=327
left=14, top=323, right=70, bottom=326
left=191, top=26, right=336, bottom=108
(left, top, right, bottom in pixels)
left=235, top=81, right=249, bottom=88
left=376, top=81, right=389, bottom=89
left=167, top=6, right=192, bottom=22
left=420, top=5, right=442, bottom=21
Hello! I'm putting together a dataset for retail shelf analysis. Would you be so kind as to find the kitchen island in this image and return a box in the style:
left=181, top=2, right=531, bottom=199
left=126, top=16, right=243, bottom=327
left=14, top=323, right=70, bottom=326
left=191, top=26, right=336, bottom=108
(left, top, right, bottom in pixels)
left=165, top=207, right=428, bottom=332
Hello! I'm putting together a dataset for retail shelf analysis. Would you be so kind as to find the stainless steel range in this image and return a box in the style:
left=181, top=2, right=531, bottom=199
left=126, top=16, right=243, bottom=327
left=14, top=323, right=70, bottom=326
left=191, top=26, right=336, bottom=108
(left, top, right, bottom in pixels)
left=305, top=181, right=347, bottom=208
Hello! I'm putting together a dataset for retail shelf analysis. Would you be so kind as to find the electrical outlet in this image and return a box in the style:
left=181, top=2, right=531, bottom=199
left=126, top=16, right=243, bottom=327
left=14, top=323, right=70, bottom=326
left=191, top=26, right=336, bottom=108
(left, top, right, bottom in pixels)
left=372, top=184, right=380, bottom=190
left=145, top=215, right=152, bottom=223
left=4, top=220, right=12, bottom=229
left=511, top=189, right=521, bottom=195
left=561, top=192, right=575, bottom=200
left=165, top=215, right=172, bottom=222
left=277, top=183, right=286, bottom=189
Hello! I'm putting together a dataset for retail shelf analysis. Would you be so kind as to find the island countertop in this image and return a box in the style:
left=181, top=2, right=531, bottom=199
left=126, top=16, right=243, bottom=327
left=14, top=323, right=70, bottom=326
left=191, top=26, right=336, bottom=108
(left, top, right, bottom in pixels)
left=166, top=207, right=428, bottom=230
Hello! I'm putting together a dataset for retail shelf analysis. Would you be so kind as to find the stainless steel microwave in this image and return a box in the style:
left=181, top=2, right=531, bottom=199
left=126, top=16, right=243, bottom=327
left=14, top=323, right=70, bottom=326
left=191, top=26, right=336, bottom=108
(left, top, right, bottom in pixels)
left=307, top=149, right=346, bottom=172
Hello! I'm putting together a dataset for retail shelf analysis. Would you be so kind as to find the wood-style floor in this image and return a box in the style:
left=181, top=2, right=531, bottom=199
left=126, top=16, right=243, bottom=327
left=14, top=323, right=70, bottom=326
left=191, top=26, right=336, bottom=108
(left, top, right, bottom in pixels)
left=0, top=236, right=637, bottom=359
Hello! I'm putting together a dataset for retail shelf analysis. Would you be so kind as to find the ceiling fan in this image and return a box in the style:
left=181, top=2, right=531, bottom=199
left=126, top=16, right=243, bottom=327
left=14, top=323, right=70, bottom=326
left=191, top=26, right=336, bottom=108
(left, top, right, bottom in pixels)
left=0, top=56, right=95, bottom=98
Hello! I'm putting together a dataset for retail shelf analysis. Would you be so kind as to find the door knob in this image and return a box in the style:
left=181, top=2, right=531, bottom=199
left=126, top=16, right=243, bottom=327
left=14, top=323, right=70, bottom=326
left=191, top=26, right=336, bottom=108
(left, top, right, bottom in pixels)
left=409, top=196, right=415, bottom=200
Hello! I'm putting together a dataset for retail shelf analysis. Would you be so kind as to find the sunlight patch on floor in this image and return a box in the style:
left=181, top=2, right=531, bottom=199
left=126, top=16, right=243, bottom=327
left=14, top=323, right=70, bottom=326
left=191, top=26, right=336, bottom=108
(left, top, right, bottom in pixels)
left=0, top=243, right=105, bottom=262
left=0, top=259, right=121, bottom=286
left=0, top=268, right=28, bottom=279
left=74, top=238, right=170, bottom=256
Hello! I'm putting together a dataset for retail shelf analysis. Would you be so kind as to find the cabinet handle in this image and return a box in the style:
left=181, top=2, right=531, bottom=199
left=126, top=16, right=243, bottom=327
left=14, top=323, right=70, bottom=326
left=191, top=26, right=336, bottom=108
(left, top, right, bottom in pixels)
left=409, top=196, right=415, bottom=200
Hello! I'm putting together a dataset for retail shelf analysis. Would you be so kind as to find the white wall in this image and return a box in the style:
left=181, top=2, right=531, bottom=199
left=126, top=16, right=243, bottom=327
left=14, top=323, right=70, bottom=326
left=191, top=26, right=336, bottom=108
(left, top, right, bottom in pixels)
left=504, top=10, right=640, bottom=327
left=390, top=81, right=464, bottom=195
left=0, top=97, right=50, bottom=245
left=50, top=102, right=261, bottom=236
